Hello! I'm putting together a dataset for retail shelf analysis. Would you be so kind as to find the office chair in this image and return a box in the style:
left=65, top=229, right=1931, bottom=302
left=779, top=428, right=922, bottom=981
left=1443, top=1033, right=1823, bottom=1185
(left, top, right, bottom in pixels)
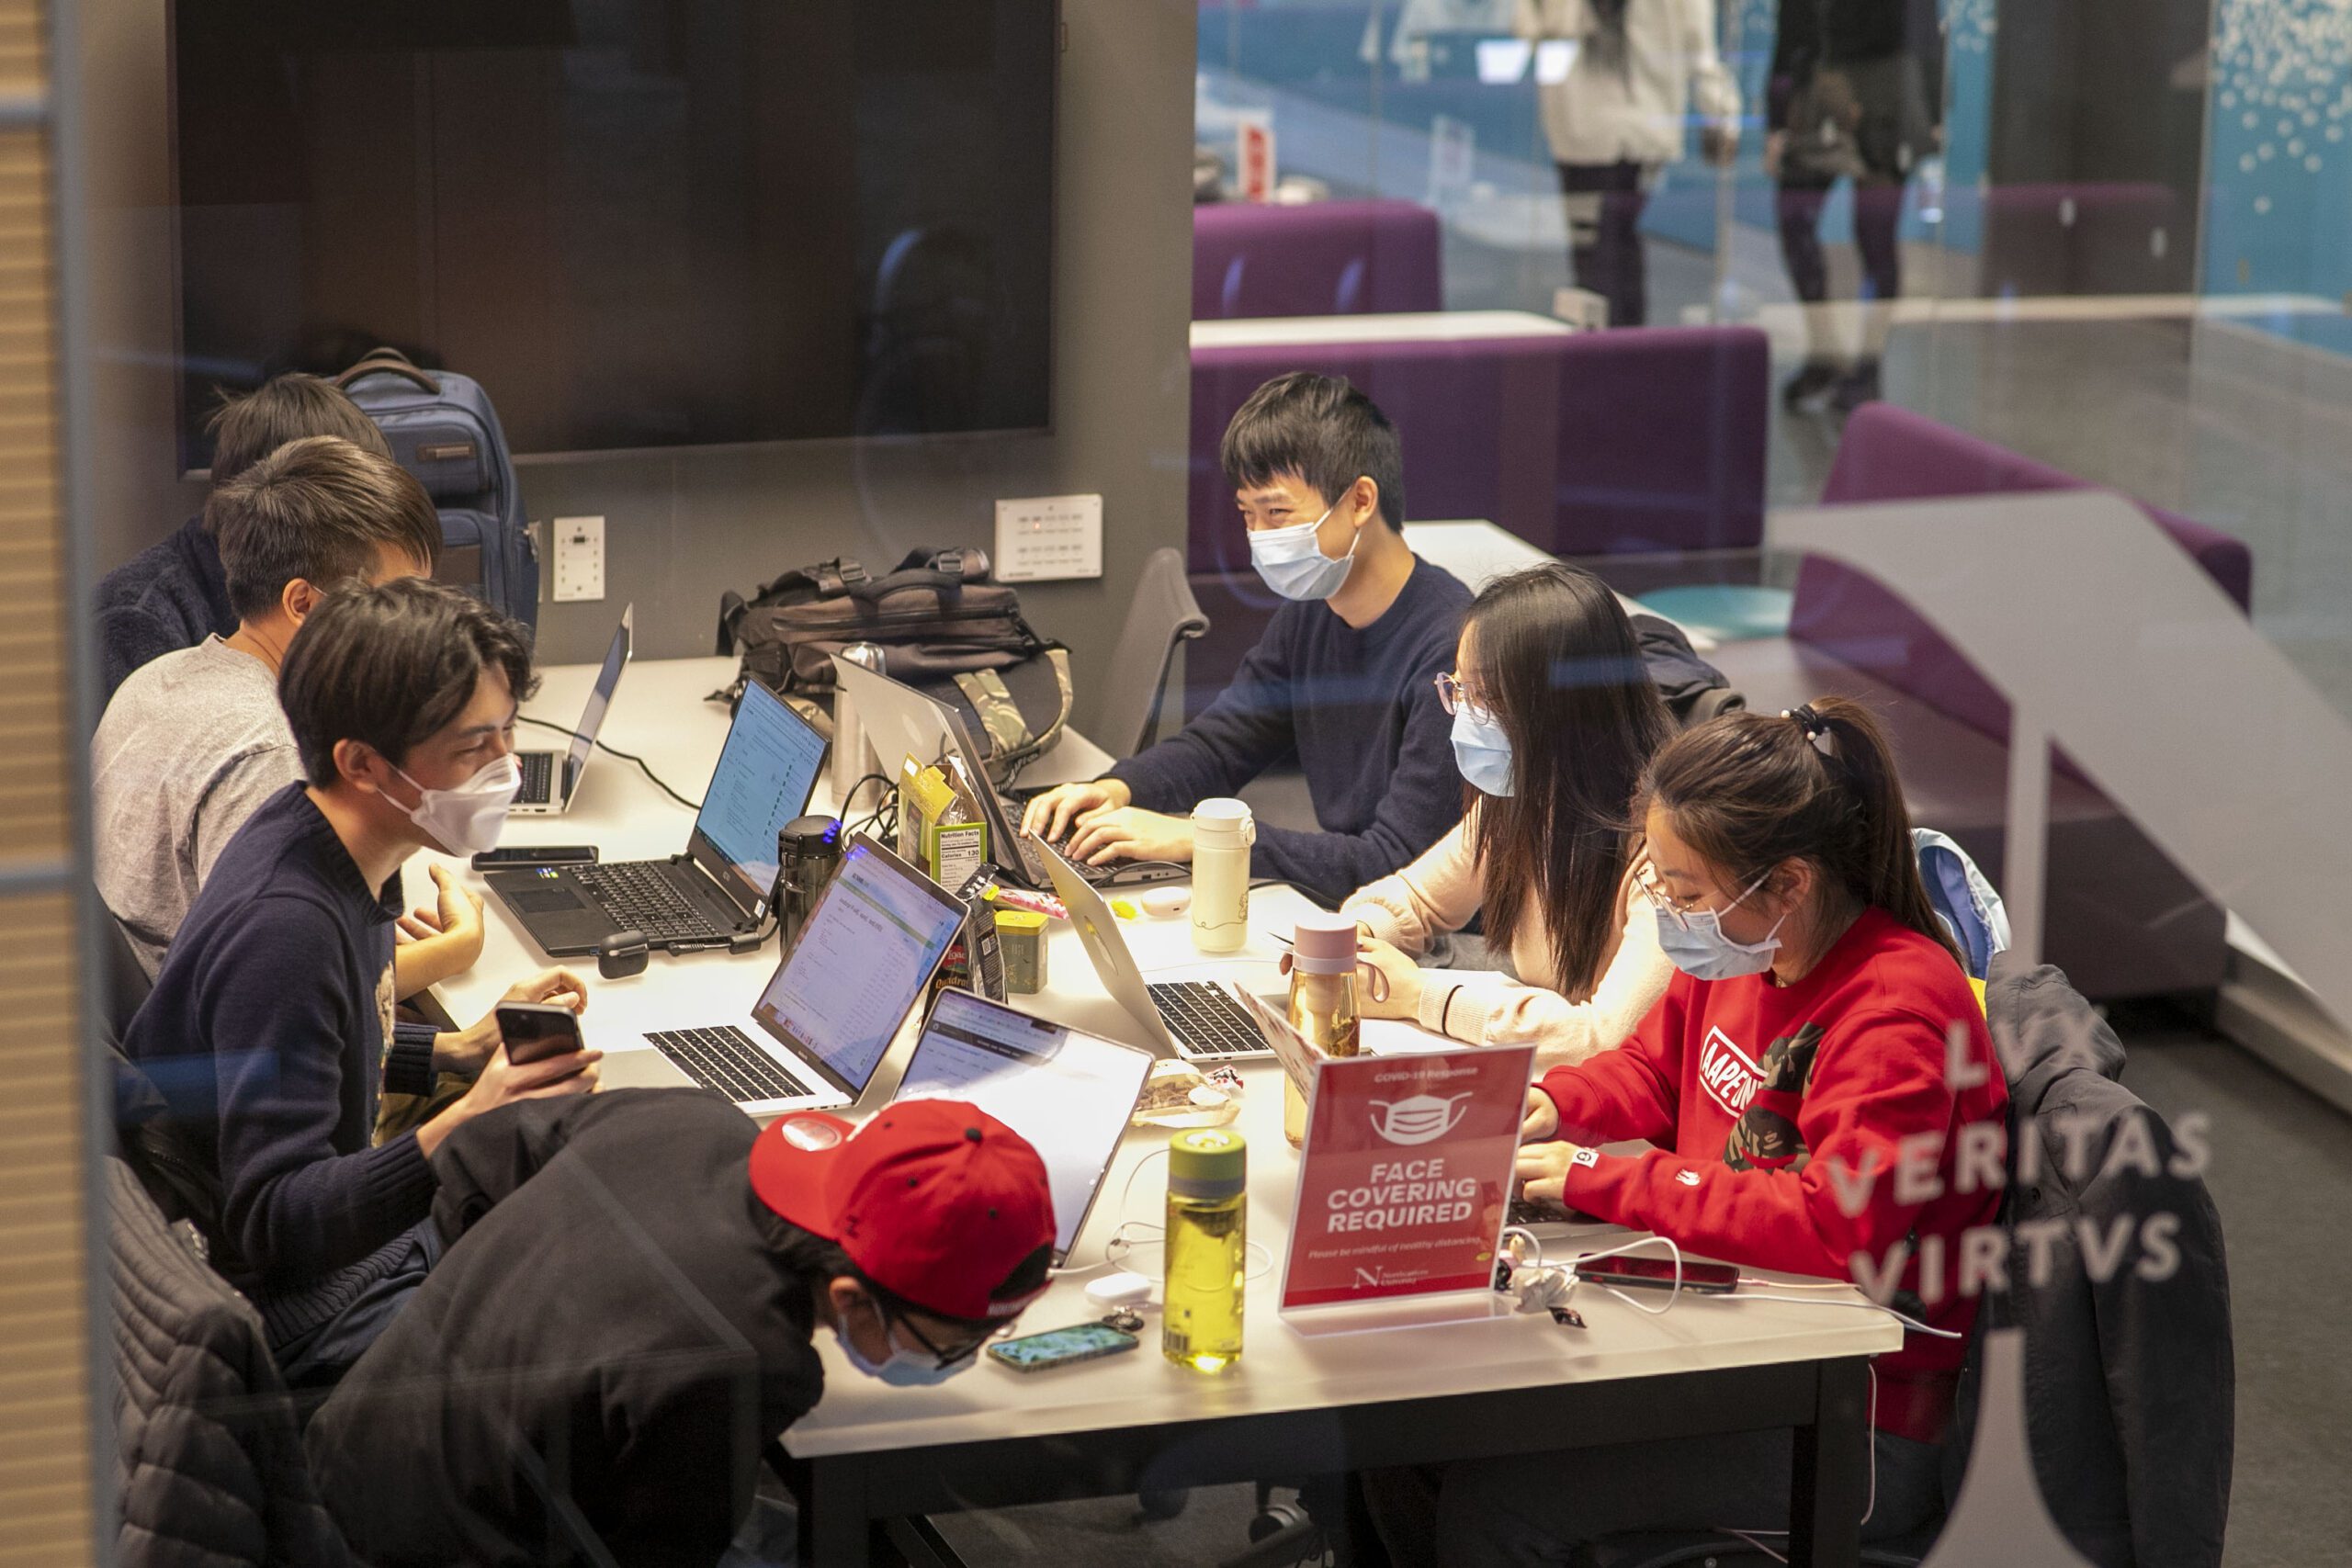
left=1098, top=547, right=1210, bottom=759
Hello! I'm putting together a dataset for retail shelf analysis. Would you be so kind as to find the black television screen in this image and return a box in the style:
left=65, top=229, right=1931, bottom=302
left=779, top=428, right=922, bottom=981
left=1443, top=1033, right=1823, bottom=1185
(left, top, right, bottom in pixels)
left=172, top=0, right=1057, bottom=463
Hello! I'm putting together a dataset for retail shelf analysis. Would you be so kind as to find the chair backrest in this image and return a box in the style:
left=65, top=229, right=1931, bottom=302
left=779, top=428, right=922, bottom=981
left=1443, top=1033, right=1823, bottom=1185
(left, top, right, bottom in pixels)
left=1099, top=548, right=1210, bottom=758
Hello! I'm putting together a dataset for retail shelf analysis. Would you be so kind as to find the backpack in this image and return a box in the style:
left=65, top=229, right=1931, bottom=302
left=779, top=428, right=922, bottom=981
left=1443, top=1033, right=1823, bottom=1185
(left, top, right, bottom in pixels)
left=336, top=348, right=539, bottom=630
left=716, top=547, right=1071, bottom=783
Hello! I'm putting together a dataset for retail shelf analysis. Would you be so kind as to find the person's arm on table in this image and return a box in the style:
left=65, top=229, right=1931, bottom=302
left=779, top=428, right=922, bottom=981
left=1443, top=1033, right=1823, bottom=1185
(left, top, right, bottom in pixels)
left=390, top=864, right=488, bottom=998
left=1442, top=891, right=1673, bottom=1066
left=1340, top=811, right=1483, bottom=959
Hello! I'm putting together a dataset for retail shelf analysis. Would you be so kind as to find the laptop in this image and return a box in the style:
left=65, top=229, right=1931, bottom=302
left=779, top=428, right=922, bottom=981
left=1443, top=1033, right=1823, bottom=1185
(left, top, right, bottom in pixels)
left=1032, top=839, right=1276, bottom=1063
left=514, top=606, right=633, bottom=816
left=892, top=988, right=1154, bottom=1265
left=600, top=834, right=972, bottom=1116
left=485, top=677, right=828, bottom=956
left=831, top=656, right=1184, bottom=893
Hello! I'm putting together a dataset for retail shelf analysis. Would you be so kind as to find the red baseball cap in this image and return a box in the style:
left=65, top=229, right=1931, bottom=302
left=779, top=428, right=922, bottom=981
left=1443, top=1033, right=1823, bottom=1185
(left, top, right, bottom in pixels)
left=749, top=1100, right=1055, bottom=1322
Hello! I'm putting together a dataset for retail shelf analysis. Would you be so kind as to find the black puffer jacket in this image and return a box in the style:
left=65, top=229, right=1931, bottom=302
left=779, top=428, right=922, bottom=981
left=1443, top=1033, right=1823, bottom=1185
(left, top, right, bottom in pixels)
left=1952, top=956, right=2233, bottom=1567
left=107, top=1156, right=354, bottom=1568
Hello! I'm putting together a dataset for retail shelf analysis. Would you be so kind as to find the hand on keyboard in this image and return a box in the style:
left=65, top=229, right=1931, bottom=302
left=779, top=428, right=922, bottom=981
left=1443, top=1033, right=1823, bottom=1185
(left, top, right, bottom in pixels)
left=1020, top=778, right=1130, bottom=845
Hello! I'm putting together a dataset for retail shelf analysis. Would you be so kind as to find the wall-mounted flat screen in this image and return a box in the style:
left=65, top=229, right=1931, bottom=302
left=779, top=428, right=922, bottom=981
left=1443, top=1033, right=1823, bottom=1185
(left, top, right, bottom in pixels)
left=172, top=0, right=1057, bottom=463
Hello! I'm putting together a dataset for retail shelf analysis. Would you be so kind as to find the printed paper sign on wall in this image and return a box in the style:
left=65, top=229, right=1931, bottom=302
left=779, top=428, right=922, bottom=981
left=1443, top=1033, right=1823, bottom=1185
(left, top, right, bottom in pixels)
left=1280, top=1044, right=1532, bottom=1310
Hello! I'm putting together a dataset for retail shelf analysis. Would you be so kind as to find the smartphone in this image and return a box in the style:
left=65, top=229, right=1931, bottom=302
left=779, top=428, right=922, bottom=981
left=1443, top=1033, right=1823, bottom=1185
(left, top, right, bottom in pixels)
left=986, top=1321, right=1140, bottom=1372
left=496, top=1002, right=585, bottom=1066
left=1573, top=1254, right=1739, bottom=1295
left=471, top=845, right=598, bottom=868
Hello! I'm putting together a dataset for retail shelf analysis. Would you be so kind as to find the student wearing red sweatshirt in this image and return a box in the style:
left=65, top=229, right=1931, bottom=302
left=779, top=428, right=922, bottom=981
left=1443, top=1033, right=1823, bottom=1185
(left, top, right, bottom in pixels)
left=1430, top=697, right=2005, bottom=1565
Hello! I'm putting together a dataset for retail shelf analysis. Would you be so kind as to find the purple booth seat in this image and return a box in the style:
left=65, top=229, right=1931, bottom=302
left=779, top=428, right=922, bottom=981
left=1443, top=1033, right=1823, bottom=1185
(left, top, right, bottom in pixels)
left=1182, top=324, right=1771, bottom=719
left=1708, top=402, right=2254, bottom=1002
left=1192, top=199, right=1443, bottom=321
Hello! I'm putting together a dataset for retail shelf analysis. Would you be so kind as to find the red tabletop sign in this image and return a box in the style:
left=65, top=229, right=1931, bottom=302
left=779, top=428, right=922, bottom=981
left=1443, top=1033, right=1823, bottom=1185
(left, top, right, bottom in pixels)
left=1279, top=1044, right=1533, bottom=1311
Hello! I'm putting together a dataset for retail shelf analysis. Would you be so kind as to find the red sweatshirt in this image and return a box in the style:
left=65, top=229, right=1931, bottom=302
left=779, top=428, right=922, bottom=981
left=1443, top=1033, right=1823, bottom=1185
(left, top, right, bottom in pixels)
left=1538, top=907, right=2007, bottom=1443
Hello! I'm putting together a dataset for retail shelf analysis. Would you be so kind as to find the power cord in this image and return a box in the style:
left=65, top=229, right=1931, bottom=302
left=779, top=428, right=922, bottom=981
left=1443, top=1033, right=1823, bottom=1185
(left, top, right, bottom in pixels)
left=516, top=715, right=703, bottom=811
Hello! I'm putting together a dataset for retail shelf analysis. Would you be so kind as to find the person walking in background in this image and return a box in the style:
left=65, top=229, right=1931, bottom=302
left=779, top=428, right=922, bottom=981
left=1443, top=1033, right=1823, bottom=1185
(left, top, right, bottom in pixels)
left=1769, top=0, right=1944, bottom=413
left=1514, top=0, right=1741, bottom=330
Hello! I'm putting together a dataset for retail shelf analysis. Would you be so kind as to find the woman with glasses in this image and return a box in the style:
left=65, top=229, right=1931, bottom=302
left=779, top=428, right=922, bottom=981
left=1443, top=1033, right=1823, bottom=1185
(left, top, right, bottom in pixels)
left=1339, top=562, right=1675, bottom=1070
left=1427, top=697, right=2006, bottom=1562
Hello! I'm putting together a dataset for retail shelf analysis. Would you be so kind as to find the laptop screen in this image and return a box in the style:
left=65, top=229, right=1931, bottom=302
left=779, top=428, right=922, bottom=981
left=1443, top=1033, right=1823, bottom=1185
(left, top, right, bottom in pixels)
left=564, top=609, right=632, bottom=784
left=752, top=837, right=967, bottom=1094
left=693, top=681, right=829, bottom=903
left=897, top=989, right=1153, bottom=1258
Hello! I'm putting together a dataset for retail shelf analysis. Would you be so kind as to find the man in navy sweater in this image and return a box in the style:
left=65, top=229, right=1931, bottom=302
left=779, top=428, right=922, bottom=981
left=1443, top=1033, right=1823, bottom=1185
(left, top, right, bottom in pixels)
left=121, top=577, right=602, bottom=1381
left=94, top=372, right=394, bottom=704
left=1025, top=372, right=1471, bottom=902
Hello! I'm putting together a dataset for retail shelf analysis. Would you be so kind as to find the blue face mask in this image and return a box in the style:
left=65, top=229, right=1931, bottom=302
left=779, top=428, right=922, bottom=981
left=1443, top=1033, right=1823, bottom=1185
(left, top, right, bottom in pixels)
left=1248, top=502, right=1357, bottom=601
left=1653, top=871, right=1788, bottom=982
left=1450, top=704, right=1514, bottom=796
left=837, top=1301, right=970, bottom=1388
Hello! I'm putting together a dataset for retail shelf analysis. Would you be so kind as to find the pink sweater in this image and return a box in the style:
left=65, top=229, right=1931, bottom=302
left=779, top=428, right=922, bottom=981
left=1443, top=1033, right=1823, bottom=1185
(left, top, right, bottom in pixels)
left=1340, top=807, right=1670, bottom=1071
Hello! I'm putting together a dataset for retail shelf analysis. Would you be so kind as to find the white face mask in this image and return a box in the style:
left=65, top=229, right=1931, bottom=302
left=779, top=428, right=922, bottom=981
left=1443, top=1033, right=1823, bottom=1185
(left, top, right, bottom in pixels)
left=1369, top=1090, right=1475, bottom=1145
left=393, top=754, right=519, bottom=856
left=1248, top=502, right=1357, bottom=601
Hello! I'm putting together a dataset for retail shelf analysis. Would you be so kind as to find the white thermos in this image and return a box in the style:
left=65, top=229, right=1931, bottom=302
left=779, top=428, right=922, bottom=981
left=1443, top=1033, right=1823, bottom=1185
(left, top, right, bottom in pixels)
left=831, top=642, right=886, bottom=815
left=1190, top=798, right=1254, bottom=953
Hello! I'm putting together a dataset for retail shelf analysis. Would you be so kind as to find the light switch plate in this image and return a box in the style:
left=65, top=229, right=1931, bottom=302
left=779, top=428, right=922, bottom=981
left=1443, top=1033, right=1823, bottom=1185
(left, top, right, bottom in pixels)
left=994, top=493, right=1102, bottom=582
left=552, top=516, right=605, bottom=603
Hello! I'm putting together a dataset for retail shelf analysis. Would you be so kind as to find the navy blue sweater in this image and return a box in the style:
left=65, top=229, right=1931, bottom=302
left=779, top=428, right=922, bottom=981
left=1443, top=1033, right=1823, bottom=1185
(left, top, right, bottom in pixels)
left=121, top=784, right=438, bottom=1301
left=1107, top=556, right=1471, bottom=901
left=95, top=515, right=239, bottom=705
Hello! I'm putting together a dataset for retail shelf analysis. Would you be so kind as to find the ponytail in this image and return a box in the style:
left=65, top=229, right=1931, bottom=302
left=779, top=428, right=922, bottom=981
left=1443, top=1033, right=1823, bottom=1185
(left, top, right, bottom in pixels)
left=1636, top=695, right=1963, bottom=970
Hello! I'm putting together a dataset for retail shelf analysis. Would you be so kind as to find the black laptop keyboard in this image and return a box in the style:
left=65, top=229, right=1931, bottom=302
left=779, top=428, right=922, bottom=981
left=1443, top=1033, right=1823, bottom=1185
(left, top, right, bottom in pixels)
left=1508, top=1194, right=1603, bottom=1229
left=1148, top=981, right=1273, bottom=1059
left=570, top=862, right=729, bottom=942
left=516, top=750, right=555, bottom=806
left=645, top=1025, right=814, bottom=1103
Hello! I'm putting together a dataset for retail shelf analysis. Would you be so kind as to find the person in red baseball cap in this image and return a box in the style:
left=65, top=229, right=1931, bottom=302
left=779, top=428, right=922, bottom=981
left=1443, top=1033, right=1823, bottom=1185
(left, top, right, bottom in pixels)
left=303, top=1088, right=1055, bottom=1566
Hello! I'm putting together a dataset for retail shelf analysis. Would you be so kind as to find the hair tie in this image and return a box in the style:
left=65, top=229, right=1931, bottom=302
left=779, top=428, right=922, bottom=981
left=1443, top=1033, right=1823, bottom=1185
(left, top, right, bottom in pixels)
left=1781, top=705, right=1834, bottom=756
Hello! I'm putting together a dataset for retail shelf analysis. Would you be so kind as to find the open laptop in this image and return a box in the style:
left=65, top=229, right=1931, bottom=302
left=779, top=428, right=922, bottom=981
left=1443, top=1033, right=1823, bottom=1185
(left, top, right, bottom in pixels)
left=513, top=606, right=633, bottom=816
left=600, top=834, right=971, bottom=1116
left=1033, top=840, right=1276, bottom=1063
left=832, top=656, right=1183, bottom=893
left=892, top=988, right=1154, bottom=1265
left=485, top=677, right=828, bottom=955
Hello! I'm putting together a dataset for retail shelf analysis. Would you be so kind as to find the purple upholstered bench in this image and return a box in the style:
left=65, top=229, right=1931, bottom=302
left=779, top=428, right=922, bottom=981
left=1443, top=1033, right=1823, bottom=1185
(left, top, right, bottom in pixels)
left=1708, top=402, right=2253, bottom=1001
left=1181, top=323, right=1771, bottom=716
left=1192, top=199, right=1443, bottom=321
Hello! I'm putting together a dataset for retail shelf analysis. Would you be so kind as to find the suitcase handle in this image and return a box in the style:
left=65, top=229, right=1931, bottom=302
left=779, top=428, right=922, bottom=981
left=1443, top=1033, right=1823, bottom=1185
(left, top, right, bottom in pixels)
left=335, top=347, right=440, bottom=394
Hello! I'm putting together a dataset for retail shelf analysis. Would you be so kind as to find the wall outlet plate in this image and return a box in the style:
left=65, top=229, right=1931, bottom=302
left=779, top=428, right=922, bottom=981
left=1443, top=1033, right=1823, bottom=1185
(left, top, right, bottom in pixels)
left=552, top=515, right=605, bottom=603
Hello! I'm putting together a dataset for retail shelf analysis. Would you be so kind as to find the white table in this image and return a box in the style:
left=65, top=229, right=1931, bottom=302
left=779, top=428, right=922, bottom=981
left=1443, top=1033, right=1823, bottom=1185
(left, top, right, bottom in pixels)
left=1191, top=310, right=1575, bottom=351
left=423, top=655, right=1892, bottom=1568
left=1403, top=520, right=1719, bottom=652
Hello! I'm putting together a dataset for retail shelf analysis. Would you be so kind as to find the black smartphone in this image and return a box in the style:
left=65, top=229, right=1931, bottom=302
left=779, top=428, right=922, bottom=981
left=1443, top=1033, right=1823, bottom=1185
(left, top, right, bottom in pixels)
left=1573, top=1255, right=1739, bottom=1294
left=496, top=1002, right=585, bottom=1065
left=985, top=1321, right=1139, bottom=1372
left=471, top=845, right=599, bottom=869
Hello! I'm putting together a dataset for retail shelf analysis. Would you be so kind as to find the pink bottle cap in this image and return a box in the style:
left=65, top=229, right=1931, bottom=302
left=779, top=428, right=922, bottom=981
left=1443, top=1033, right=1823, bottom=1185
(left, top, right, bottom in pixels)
left=1292, top=911, right=1359, bottom=975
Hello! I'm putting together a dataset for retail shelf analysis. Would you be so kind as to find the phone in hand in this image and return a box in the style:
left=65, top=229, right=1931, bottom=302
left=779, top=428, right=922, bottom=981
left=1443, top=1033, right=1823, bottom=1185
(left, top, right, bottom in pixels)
left=986, top=1321, right=1139, bottom=1372
left=496, top=1001, right=585, bottom=1066
left=1572, top=1254, right=1739, bottom=1295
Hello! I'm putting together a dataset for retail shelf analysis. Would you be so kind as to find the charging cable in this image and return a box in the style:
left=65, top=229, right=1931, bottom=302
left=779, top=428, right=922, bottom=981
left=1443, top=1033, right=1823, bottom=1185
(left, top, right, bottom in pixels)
left=516, top=715, right=704, bottom=811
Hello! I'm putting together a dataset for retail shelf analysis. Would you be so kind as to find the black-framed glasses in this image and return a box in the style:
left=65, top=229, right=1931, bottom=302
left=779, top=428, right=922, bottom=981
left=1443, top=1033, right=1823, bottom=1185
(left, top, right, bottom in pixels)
left=886, top=1303, right=1010, bottom=1371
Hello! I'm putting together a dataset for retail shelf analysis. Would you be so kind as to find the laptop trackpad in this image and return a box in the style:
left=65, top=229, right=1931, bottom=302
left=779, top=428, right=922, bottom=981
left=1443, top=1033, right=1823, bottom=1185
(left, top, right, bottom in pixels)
left=599, top=1048, right=695, bottom=1090
left=507, top=887, right=589, bottom=914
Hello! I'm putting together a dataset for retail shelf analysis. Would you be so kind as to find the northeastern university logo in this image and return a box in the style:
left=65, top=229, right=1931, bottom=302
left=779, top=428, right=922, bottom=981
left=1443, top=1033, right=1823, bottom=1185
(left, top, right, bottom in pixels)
left=1698, top=1028, right=1764, bottom=1117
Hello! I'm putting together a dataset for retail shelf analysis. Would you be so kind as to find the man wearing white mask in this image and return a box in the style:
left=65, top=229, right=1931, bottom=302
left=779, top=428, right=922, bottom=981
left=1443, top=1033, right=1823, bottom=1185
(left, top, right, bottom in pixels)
left=119, top=576, right=600, bottom=1382
left=94, top=434, right=487, bottom=994
left=1024, top=372, right=1470, bottom=902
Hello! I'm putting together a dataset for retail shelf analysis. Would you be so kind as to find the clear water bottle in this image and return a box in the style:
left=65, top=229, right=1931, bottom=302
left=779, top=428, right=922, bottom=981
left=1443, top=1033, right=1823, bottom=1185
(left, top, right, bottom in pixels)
left=832, top=641, right=886, bottom=814
left=1283, top=911, right=1366, bottom=1147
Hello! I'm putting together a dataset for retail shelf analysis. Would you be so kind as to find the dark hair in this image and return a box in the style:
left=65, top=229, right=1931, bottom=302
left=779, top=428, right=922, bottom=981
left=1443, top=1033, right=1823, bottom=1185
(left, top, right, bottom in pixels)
left=279, top=577, right=537, bottom=787
left=1467, top=564, right=1675, bottom=998
left=1636, top=696, right=1963, bottom=968
left=1219, top=371, right=1406, bottom=530
left=209, top=435, right=444, bottom=621
left=767, top=1218, right=1050, bottom=1336
left=205, top=373, right=393, bottom=490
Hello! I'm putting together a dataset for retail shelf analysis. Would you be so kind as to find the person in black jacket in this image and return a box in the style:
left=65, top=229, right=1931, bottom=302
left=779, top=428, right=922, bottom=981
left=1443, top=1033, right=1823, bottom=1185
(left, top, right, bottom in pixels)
left=94, top=373, right=395, bottom=704
left=1768, top=0, right=1945, bottom=412
left=304, top=1090, right=1057, bottom=1568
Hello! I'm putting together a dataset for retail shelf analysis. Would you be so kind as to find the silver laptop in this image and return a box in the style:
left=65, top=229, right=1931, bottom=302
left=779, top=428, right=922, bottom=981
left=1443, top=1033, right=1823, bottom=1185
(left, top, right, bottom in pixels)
left=514, top=605, right=632, bottom=816
left=1032, top=840, right=1276, bottom=1063
left=892, top=987, right=1154, bottom=1266
left=599, top=834, right=970, bottom=1115
left=831, top=655, right=1182, bottom=893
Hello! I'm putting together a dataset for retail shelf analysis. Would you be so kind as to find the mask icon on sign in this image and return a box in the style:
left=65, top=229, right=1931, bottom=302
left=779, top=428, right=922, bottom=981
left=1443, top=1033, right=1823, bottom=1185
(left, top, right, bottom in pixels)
left=1369, top=1090, right=1475, bottom=1145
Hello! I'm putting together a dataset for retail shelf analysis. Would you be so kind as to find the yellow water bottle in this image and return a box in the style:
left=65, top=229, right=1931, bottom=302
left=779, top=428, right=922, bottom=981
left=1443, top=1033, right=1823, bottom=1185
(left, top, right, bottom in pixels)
left=1162, top=1129, right=1247, bottom=1373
